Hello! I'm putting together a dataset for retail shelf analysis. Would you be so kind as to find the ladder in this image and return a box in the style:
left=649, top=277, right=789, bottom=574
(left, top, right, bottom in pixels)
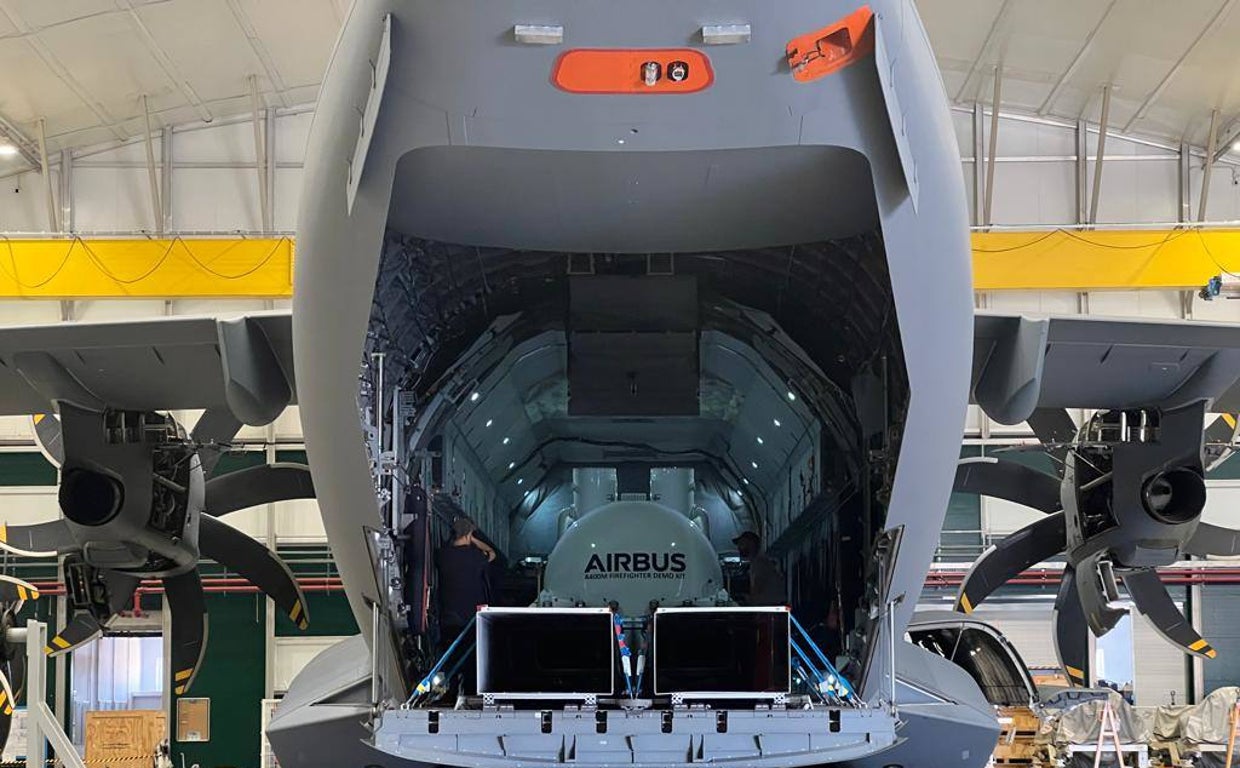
left=1093, top=698, right=1130, bottom=768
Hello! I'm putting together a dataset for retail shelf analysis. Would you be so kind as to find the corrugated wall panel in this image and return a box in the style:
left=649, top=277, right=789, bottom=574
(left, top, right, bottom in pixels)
left=1201, top=585, right=1240, bottom=696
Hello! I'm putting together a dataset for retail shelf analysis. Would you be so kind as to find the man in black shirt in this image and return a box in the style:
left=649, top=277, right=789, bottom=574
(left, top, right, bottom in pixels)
left=435, top=516, right=495, bottom=695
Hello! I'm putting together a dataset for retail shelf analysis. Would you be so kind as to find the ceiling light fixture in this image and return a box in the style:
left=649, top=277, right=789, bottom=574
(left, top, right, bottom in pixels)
left=0, top=144, right=19, bottom=158
left=750, top=461, right=758, bottom=469
left=485, top=419, right=493, bottom=428
left=756, top=436, right=764, bottom=445
left=469, top=391, right=481, bottom=402
left=502, top=437, right=510, bottom=445
left=773, top=418, right=781, bottom=428
left=786, top=390, right=797, bottom=402
left=508, top=461, right=516, bottom=470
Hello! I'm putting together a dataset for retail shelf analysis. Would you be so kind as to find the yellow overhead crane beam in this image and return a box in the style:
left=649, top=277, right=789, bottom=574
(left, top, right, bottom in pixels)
left=0, top=236, right=294, bottom=298
left=971, top=228, right=1240, bottom=292
left=0, top=229, right=1234, bottom=298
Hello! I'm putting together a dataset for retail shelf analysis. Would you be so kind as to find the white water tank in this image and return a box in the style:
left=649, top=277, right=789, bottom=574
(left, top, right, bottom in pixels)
left=542, top=500, right=724, bottom=615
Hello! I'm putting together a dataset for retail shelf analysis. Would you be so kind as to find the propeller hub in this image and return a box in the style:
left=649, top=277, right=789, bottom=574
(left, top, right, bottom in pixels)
left=60, top=468, right=124, bottom=527
left=1140, top=468, right=1206, bottom=525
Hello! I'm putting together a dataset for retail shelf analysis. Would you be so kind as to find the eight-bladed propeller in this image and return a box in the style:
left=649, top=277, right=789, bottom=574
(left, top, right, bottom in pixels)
left=952, top=405, right=1240, bottom=686
left=1, top=407, right=315, bottom=695
left=0, top=575, right=39, bottom=748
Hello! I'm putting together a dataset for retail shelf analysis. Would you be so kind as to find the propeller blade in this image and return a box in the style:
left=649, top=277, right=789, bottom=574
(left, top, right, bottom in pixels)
left=205, top=463, right=315, bottom=516
left=1123, top=568, right=1217, bottom=659
left=1053, top=566, right=1091, bottom=687
left=164, top=570, right=208, bottom=695
left=1205, top=413, right=1239, bottom=472
left=8, top=653, right=25, bottom=703
left=200, top=516, right=309, bottom=630
left=31, top=413, right=63, bottom=467
left=0, top=520, right=70, bottom=558
left=191, top=407, right=243, bottom=476
left=1184, top=522, right=1240, bottom=557
left=0, top=665, right=13, bottom=752
left=956, top=512, right=1066, bottom=612
left=44, top=613, right=102, bottom=656
left=1027, top=408, right=1078, bottom=465
left=0, top=665, right=15, bottom=717
left=0, top=575, right=40, bottom=605
left=1073, top=552, right=1126, bottom=637
left=954, top=457, right=1062, bottom=513
left=104, top=572, right=141, bottom=614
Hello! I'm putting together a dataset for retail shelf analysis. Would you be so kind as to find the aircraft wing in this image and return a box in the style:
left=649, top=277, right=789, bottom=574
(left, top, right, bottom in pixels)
left=972, top=312, right=1240, bottom=424
left=0, top=312, right=294, bottom=426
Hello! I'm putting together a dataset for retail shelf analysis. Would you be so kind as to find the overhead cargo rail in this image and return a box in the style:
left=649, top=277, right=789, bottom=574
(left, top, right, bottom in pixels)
left=0, top=229, right=1237, bottom=297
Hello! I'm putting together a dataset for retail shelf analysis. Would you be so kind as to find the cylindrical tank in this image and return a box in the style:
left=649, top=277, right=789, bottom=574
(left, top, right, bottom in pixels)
left=543, top=500, right=723, bottom=615
left=650, top=467, right=694, bottom=515
left=572, top=468, right=615, bottom=517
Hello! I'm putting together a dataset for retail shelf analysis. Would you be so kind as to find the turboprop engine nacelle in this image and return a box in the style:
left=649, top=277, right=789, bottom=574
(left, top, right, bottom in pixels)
left=540, top=499, right=726, bottom=615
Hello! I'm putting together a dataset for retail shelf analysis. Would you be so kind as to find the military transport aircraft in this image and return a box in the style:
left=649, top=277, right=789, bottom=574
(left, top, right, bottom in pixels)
left=0, top=1, right=1239, bottom=767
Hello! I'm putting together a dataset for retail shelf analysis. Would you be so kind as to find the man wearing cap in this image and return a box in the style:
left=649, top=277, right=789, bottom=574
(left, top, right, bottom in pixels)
left=732, top=530, right=786, bottom=606
left=435, top=516, right=495, bottom=693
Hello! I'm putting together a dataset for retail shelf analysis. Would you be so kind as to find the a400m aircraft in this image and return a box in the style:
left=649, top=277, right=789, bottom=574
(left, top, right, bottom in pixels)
left=0, top=2, right=1239, bottom=768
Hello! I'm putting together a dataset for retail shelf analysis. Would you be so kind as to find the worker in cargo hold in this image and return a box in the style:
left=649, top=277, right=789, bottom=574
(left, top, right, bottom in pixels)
left=732, top=531, right=787, bottom=606
left=435, top=516, right=495, bottom=693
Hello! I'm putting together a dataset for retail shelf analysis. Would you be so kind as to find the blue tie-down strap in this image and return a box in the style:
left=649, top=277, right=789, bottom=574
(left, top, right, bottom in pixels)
left=788, top=613, right=858, bottom=702
left=412, top=615, right=478, bottom=699
left=613, top=614, right=636, bottom=698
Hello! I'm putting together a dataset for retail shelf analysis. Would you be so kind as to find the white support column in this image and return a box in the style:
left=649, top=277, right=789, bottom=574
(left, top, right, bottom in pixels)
left=54, top=562, right=67, bottom=732
left=23, top=620, right=87, bottom=768
left=264, top=423, right=278, bottom=699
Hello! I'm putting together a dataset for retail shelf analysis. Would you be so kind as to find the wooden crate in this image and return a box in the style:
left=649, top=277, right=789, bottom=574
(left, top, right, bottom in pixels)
left=994, top=706, right=1042, bottom=766
left=997, top=706, right=1041, bottom=737
left=85, top=709, right=167, bottom=768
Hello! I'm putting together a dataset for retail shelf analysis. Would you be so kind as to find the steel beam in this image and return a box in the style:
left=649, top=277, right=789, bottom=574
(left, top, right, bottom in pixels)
left=952, top=0, right=1015, bottom=103
left=0, top=112, right=40, bottom=168
left=972, top=103, right=985, bottom=226
left=58, top=149, right=72, bottom=233
left=1038, top=0, right=1118, bottom=116
left=141, top=94, right=164, bottom=235
left=35, top=119, right=56, bottom=233
left=1209, top=112, right=1240, bottom=164
left=226, top=0, right=291, bottom=108
left=1089, top=85, right=1112, bottom=226
left=116, top=0, right=214, bottom=123
left=1179, top=142, right=1193, bottom=224
left=983, top=68, right=1003, bottom=227
left=1123, top=0, right=1238, bottom=133
left=1200, top=109, right=1220, bottom=222
left=1076, top=120, right=1089, bottom=224
left=0, top=1, right=126, bottom=141
left=250, top=76, right=271, bottom=234
left=161, top=125, right=174, bottom=231
left=265, top=108, right=277, bottom=232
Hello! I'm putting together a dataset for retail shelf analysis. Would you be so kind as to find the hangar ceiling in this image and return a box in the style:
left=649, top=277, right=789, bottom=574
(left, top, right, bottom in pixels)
left=0, top=1, right=1238, bottom=176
